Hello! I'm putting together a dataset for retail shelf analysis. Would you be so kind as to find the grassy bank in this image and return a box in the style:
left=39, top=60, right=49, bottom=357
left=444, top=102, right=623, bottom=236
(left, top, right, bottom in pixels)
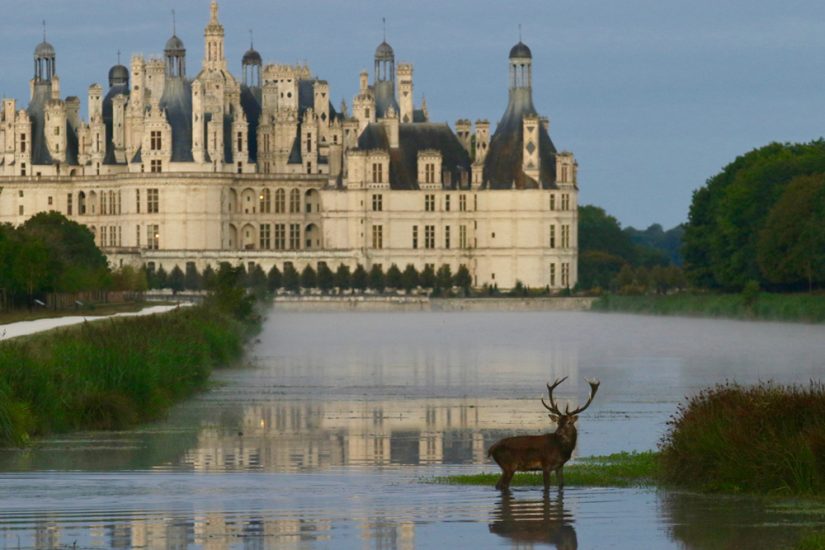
left=660, top=381, right=825, bottom=495
left=434, top=451, right=659, bottom=488
left=592, top=292, right=825, bottom=323
left=0, top=301, right=169, bottom=325
left=0, top=298, right=257, bottom=446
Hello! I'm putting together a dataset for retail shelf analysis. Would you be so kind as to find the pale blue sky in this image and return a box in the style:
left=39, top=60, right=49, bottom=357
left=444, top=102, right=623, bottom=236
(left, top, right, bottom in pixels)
left=2, top=0, right=824, bottom=229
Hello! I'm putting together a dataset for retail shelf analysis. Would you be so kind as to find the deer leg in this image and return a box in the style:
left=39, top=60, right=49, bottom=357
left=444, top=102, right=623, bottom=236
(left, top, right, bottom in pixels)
left=556, top=466, right=564, bottom=489
left=543, top=467, right=551, bottom=491
left=497, top=468, right=514, bottom=491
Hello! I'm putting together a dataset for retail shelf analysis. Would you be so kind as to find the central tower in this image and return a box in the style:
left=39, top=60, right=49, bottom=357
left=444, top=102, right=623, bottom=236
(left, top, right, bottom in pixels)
left=203, top=0, right=227, bottom=72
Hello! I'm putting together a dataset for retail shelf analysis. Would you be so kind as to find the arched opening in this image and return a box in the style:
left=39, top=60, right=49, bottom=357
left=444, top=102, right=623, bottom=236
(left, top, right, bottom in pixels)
left=304, top=189, right=320, bottom=214
left=228, top=188, right=238, bottom=214
left=228, top=223, right=239, bottom=249
left=88, top=191, right=98, bottom=215
left=305, top=223, right=321, bottom=250
left=242, top=223, right=256, bottom=250
left=241, top=188, right=257, bottom=214
left=78, top=191, right=87, bottom=215
left=259, top=188, right=271, bottom=214
left=275, top=188, right=285, bottom=213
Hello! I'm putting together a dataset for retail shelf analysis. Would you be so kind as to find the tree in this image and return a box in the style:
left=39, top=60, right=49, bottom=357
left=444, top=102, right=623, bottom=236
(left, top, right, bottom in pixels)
left=401, top=264, right=419, bottom=294
left=352, top=264, right=368, bottom=293
left=335, top=264, right=351, bottom=293
left=578, top=251, right=626, bottom=291
left=153, top=266, right=169, bottom=289
left=267, top=265, right=282, bottom=292
left=184, top=263, right=202, bottom=290
left=110, top=265, right=148, bottom=292
left=420, top=264, right=435, bottom=290
left=385, top=264, right=402, bottom=290
left=247, top=264, right=268, bottom=292
left=202, top=264, right=217, bottom=289
left=282, top=263, right=300, bottom=293
left=317, top=263, right=335, bottom=294
left=168, top=265, right=185, bottom=293
left=300, top=264, right=317, bottom=289
left=453, top=264, right=472, bottom=294
left=435, top=264, right=453, bottom=294
left=368, top=264, right=385, bottom=292
left=757, top=174, right=825, bottom=290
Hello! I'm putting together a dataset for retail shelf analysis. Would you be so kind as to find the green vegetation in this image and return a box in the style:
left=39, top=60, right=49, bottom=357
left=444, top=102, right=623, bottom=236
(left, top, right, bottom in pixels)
left=683, top=140, right=825, bottom=291
left=434, top=451, right=659, bottom=488
left=795, top=532, right=825, bottom=550
left=0, top=264, right=259, bottom=447
left=660, top=381, right=825, bottom=495
left=592, top=292, right=825, bottom=323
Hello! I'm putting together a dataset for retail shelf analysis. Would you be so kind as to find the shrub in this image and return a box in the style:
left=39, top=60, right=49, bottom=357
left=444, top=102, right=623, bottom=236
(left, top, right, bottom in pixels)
left=660, top=381, right=825, bottom=494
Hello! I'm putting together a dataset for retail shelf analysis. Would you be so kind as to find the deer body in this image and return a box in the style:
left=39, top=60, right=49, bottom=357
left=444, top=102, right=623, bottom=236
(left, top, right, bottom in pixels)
left=488, top=378, right=599, bottom=491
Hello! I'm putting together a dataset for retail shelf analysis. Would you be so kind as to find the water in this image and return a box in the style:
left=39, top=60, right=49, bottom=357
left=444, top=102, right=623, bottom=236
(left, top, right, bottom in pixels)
left=2, top=311, right=825, bottom=549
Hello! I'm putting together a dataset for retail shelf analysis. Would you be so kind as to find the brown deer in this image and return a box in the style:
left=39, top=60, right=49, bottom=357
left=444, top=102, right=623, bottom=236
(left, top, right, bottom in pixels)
left=488, top=377, right=600, bottom=491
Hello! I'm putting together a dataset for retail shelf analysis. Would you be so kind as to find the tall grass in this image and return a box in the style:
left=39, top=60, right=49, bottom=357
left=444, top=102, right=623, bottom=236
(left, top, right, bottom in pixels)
left=660, top=381, right=825, bottom=495
left=592, top=292, right=825, bottom=323
left=0, top=302, right=254, bottom=446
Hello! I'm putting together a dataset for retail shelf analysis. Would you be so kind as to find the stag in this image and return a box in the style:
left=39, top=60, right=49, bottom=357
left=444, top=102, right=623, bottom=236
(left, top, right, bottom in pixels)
left=488, top=377, right=600, bottom=491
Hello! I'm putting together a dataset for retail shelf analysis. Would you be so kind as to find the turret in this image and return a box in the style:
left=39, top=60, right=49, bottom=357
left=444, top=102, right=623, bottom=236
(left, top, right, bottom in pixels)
left=455, top=119, right=472, bottom=154
left=397, top=63, right=413, bottom=123
left=203, top=1, right=227, bottom=72
left=242, top=34, right=262, bottom=88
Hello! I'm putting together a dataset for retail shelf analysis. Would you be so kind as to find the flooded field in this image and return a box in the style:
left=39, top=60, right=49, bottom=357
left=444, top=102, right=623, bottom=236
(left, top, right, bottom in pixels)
left=2, top=311, right=825, bottom=548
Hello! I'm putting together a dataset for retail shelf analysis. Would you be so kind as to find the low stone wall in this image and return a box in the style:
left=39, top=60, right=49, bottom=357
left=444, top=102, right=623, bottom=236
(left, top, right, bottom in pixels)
left=271, top=296, right=596, bottom=312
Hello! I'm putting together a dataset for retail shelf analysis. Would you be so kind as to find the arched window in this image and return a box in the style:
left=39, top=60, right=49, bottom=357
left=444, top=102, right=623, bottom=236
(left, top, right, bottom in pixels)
left=78, top=191, right=87, bottom=215
left=275, top=189, right=285, bottom=213
left=289, top=189, right=300, bottom=213
left=260, top=189, right=271, bottom=214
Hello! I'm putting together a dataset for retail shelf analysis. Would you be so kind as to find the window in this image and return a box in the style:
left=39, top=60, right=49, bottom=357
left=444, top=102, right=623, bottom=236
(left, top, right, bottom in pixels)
left=549, top=225, right=556, bottom=248
left=289, top=189, right=300, bottom=213
left=136, top=189, right=141, bottom=213
left=237, top=132, right=243, bottom=152
left=260, top=224, right=271, bottom=249
left=48, top=196, right=53, bottom=206
left=561, top=165, right=569, bottom=182
left=459, top=225, right=467, bottom=249
left=561, top=263, right=570, bottom=287
left=117, top=191, right=122, bottom=215
left=425, top=163, right=435, bottom=183
left=412, top=225, right=418, bottom=249
left=67, top=193, right=73, bottom=215
left=147, top=189, right=159, bottom=213
left=550, top=264, right=556, bottom=287
left=306, top=162, right=312, bottom=174
left=561, top=193, right=570, bottom=211
left=20, top=162, right=26, bottom=176
left=425, top=225, right=435, bottom=249
left=18, top=205, right=24, bottom=216
left=110, top=226, right=117, bottom=247
left=147, top=224, right=159, bottom=250
left=274, top=224, right=286, bottom=250
left=306, top=133, right=312, bottom=153
left=372, top=194, right=383, bottom=212
left=54, top=126, right=60, bottom=136
left=150, top=131, right=162, bottom=151
left=444, top=225, right=451, bottom=249
left=275, top=189, right=285, bottom=213
left=260, top=189, right=271, bottom=214
left=561, top=225, right=570, bottom=248
left=459, top=194, right=467, bottom=212
left=372, top=162, right=383, bottom=183
left=371, top=224, right=383, bottom=249
left=445, top=195, right=451, bottom=212
left=101, top=193, right=107, bottom=215
left=136, top=225, right=141, bottom=247
left=20, top=133, right=26, bottom=153
left=289, top=223, right=300, bottom=250
left=550, top=193, right=556, bottom=211
left=150, top=159, right=162, bottom=173
left=101, top=226, right=107, bottom=247
left=424, top=194, right=435, bottom=212
left=474, top=194, right=478, bottom=211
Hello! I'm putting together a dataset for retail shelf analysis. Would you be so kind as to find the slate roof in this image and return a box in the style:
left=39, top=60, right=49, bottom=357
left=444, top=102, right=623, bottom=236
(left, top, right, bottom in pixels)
left=158, top=78, right=194, bottom=162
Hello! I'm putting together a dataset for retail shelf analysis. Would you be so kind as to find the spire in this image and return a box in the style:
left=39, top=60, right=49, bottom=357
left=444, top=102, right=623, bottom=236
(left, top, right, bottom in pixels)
left=519, top=23, right=522, bottom=42
left=382, top=17, right=386, bottom=42
left=172, top=9, right=176, bottom=35
left=117, top=49, right=121, bottom=64
left=210, top=0, right=219, bottom=24
left=42, top=20, right=46, bottom=42
left=249, top=28, right=254, bottom=49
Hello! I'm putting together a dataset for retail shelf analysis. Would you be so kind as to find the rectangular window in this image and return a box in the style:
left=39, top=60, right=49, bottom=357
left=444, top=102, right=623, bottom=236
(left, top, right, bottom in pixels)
left=117, top=191, right=122, bottom=215
left=101, top=193, right=107, bottom=215
left=474, top=194, right=478, bottom=211
left=67, top=193, right=73, bottom=215
left=371, top=224, right=383, bottom=249
left=47, top=196, right=53, bottom=206
left=372, top=162, right=383, bottom=183
left=561, top=263, right=570, bottom=287
left=260, top=224, right=271, bottom=249
left=289, top=223, right=300, bottom=250
left=444, top=225, right=451, bottom=249
left=101, top=226, right=107, bottom=247
left=110, top=226, right=116, bottom=247
left=136, top=225, right=141, bottom=247
left=412, top=225, right=418, bottom=249
left=550, top=263, right=556, bottom=287
left=425, top=194, right=435, bottom=212
left=549, top=225, right=556, bottom=248
left=561, top=193, right=570, bottom=211
left=561, top=225, right=570, bottom=248
left=150, top=159, right=162, bottom=173
left=18, top=205, right=23, bottom=216
left=150, top=131, right=162, bottom=151
left=445, top=195, right=451, bottom=212
left=147, top=189, right=159, bottom=213
left=561, top=165, right=569, bottom=182
left=136, top=189, right=141, bottom=213
left=550, top=193, right=556, bottom=211
left=459, top=225, right=467, bottom=249
left=274, top=223, right=286, bottom=250
left=147, top=225, right=159, bottom=250
left=425, top=225, right=435, bottom=249
left=459, top=194, right=467, bottom=212
left=20, top=133, right=26, bottom=153
left=237, top=132, right=243, bottom=152
left=306, top=133, right=312, bottom=153
left=425, top=163, right=435, bottom=183
left=372, top=193, right=383, bottom=212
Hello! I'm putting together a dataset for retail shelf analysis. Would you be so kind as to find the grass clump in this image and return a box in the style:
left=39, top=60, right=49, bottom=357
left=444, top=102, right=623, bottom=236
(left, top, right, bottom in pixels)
left=434, top=451, right=659, bottom=488
left=0, top=264, right=260, bottom=446
left=660, top=381, right=825, bottom=495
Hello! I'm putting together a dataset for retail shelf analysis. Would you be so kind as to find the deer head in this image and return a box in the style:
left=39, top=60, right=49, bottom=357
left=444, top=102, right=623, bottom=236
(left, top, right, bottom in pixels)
left=541, top=377, right=600, bottom=432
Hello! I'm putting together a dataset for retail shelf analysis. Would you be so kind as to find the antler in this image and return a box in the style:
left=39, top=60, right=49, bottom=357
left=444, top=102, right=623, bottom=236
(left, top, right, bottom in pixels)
left=565, top=378, right=601, bottom=416
left=541, top=376, right=568, bottom=416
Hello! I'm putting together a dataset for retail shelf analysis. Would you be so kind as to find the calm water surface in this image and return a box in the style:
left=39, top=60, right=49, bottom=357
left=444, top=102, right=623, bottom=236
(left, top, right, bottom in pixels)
left=2, top=311, right=825, bottom=549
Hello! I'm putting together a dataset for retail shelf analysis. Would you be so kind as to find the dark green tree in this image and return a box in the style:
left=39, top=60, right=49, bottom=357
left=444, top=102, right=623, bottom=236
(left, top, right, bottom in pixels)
left=153, top=266, right=169, bottom=289
left=368, top=264, right=385, bottom=292
left=420, top=264, right=435, bottom=289
left=267, top=265, right=282, bottom=292
left=385, top=264, right=402, bottom=290
left=352, top=264, right=368, bottom=293
left=453, top=264, right=472, bottom=294
left=202, top=264, right=217, bottom=289
left=247, top=264, right=268, bottom=292
left=282, top=263, right=300, bottom=293
left=300, top=264, right=317, bottom=289
left=168, top=265, right=185, bottom=292
left=335, top=264, right=351, bottom=293
left=435, top=264, right=453, bottom=294
left=317, top=263, right=335, bottom=293
left=184, top=263, right=202, bottom=290
left=401, top=264, right=419, bottom=294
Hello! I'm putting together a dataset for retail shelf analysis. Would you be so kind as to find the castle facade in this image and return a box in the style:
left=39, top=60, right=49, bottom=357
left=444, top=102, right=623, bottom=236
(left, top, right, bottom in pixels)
left=0, top=2, right=578, bottom=290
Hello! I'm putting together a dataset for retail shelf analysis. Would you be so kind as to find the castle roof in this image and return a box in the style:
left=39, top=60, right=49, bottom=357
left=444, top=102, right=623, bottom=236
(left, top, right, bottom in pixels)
left=509, top=41, right=532, bottom=60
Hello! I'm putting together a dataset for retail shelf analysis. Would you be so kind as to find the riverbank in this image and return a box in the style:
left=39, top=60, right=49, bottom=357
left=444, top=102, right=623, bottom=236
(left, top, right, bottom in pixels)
left=592, top=292, right=825, bottom=323
left=272, top=295, right=597, bottom=312
left=0, top=301, right=256, bottom=446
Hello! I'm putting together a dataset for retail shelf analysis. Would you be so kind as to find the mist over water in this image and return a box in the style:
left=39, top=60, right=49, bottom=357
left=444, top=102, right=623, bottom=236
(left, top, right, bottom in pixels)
left=1, top=311, right=824, bottom=548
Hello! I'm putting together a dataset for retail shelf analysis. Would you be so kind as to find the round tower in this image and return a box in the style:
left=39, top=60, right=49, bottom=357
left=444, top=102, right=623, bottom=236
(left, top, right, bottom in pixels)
left=509, top=41, right=532, bottom=90
left=165, top=33, right=186, bottom=78
left=374, top=40, right=395, bottom=83
left=34, top=35, right=56, bottom=83
left=242, top=35, right=262, bottom=88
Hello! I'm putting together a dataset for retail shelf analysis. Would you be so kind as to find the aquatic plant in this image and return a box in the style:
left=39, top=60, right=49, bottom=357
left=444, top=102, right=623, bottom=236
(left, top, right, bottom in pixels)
left=660, top=381, right=825, bottom=495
